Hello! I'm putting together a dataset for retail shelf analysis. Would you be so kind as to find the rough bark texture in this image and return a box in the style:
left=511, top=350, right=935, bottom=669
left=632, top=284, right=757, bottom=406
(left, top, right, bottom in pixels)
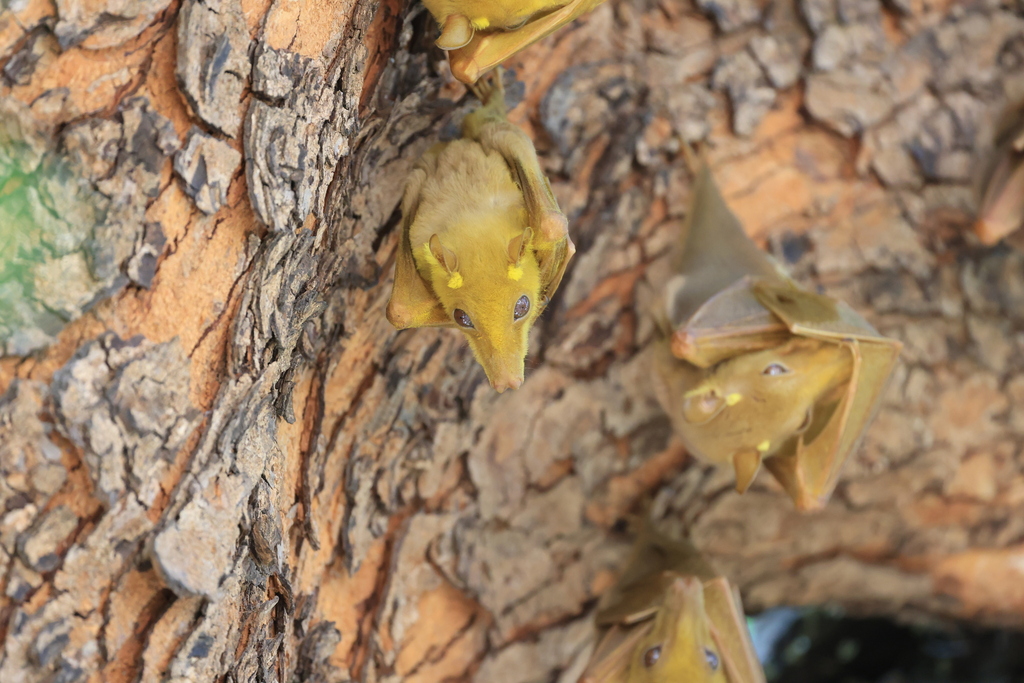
left=1, top=0, right=1023, bottom=682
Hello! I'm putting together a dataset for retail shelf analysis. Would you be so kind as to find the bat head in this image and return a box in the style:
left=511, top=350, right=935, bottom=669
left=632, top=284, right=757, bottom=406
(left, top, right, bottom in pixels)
left=421, top=226, right=542, bottom=393
left=626, top=575, right=728, bottom=683
left=674, top=338, right=854, bottom=494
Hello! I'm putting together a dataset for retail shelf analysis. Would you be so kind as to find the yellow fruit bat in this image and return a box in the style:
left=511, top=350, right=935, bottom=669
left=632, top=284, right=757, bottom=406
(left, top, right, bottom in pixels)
left=974, top=111, right=1024, bottom=249
left=422, top=0, right=606, bottom=84
left=579, top=521, right=764, bottom=683
left=650, top=151, right=902, bottom=510
left=386, top=69, right=574, bottom=392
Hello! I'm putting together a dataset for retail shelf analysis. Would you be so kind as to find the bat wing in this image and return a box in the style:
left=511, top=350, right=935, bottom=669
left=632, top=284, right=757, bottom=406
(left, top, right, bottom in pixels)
left=672, top=167, right=784, bottom=321
left=511, top=154, right=574, bottom=302
left=702, top=577, right=766, bottom=683
left=670, top=277, right=791, bottom=368
left=974, top=146, right=1024, bottom=245
left=578, top=622, right=653, bottom=683
left=752, top=281, right=897, bottom=344
left=667, top=158, right=794, bottom=367
left=385, top=160, right=456, bottom=329
left=447, top=0, right=603, bottom=84
left=755, top=282, right=902, bottom=509
left=974, top=108, right=1024, bottom=245
left=476, top=118, right=575, bottom=304
left=595, top=527, right=715, bottom=626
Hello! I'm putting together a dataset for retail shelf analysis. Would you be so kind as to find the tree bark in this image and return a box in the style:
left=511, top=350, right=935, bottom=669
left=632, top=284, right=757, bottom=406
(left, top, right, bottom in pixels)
left=1, top=0, right=1023, bottom=681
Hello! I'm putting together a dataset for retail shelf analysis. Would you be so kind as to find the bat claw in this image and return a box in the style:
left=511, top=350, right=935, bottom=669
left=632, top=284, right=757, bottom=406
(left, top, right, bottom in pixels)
left=436, top=14, right=474, bottom=50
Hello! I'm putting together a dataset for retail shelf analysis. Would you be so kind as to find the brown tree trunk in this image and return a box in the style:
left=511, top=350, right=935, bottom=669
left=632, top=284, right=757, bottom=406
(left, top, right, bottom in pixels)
left=1, top=0, right=1023, bottom=681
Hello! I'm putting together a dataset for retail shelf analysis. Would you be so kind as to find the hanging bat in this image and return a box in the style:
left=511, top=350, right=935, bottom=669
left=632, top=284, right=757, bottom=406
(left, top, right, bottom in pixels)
left=386, top=68, right=574, bottom=393
left=650, top=152, right=902, bottom=510
left=422, top=0, right=606, bottom=84
left=973, top=110, right=1024, bottom=248
left=578, top=521, right=764, bottom=683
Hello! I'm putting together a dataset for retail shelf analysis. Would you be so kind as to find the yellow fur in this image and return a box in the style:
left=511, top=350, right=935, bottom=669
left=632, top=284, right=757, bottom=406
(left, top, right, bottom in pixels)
left=625, top=580, right=730, bottom=683
left=387, top=68, right=574, bottom=392
left=422, top=0, right=567, bottom=32
left=419, top=242, right=439, bottom=267
left=408, top=139, right=542, bottom=391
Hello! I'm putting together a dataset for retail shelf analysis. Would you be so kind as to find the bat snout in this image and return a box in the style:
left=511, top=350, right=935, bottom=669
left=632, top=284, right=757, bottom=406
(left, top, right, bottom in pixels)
left=662, top=574, right=706, bottom=623
left=682, top=389, right=725, bottom=425
left=468, top=331, right=527, bottom=394
left=670, top=575, right=703, bottom=597
left=490, top=373, right=524, bottom=393
left=792, top=490, right=827, bottom=512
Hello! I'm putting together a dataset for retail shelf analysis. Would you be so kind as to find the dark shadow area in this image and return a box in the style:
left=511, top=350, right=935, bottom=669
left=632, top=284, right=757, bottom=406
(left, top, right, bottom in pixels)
left=754, top=608, right=1024, bottom=683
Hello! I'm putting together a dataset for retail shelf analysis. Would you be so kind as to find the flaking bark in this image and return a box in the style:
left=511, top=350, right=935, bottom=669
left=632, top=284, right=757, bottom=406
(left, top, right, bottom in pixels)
left=1, top=0, right=1024, bottom=681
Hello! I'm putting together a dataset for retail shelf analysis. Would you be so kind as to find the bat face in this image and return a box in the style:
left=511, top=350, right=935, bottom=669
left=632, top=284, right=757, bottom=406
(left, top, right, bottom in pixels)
left=626, top=576, right=729, bottom=683
left=675, top=338, right=854, bottom=481
left=581, top=526, right=765, bottom=683
left=421, top=228, right=542, bottom=392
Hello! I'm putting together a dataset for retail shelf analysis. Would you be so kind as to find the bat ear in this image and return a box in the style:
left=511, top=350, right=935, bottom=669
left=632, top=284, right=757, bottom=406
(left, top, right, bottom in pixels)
left=388, top=233, right=454, bottom=329
left=388, top=163, right=454, bottom=329
left=429, top=234, right=464, bottom=290
left=436, top=14, right=474, bottom=50
left=537, top=212, right=573, bottom=299
left=732, top=449, right=762, bottom=494
left=507, top=227, right=532, bottom=265
left=429, top=234, right=459, bottom=274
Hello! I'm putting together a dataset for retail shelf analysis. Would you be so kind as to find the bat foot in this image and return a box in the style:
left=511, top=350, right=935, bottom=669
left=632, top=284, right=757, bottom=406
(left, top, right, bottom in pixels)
left=467, top=65, right=505, bottom=105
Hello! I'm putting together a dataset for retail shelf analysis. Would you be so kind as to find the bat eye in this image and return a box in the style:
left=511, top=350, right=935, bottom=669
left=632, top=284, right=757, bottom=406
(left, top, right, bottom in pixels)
left=762, top=362, right=790, bottom=376
left=454, top=309, right=474, bottom=328
left=642, top=645, right=661, bottom=668
left=513, top=295, right=530, bottom=320
left=505, top=17, right=529, bottom=29
left=705, top=648, right=719, bottom=670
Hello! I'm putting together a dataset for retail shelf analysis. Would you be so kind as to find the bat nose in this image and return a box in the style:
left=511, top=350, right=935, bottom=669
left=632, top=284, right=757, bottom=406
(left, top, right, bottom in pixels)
left=670, top=575, right=703, bottom=596
left=682, top=389, right=724, bottom=424
left=491, top=374, right=524, bottom=393
left=664, top=574, right=705, bottom=613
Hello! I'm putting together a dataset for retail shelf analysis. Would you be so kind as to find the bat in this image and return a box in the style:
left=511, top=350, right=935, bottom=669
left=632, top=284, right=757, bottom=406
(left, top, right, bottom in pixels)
left=386, top=68, right=574, bottom=392
left=578, top=521, right=764, bottom=683
left=421, top=0, right=606, bottom=84
left=974, top=111, right=1024, bottom=248
left=650, top=152, right=902, bottom=510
